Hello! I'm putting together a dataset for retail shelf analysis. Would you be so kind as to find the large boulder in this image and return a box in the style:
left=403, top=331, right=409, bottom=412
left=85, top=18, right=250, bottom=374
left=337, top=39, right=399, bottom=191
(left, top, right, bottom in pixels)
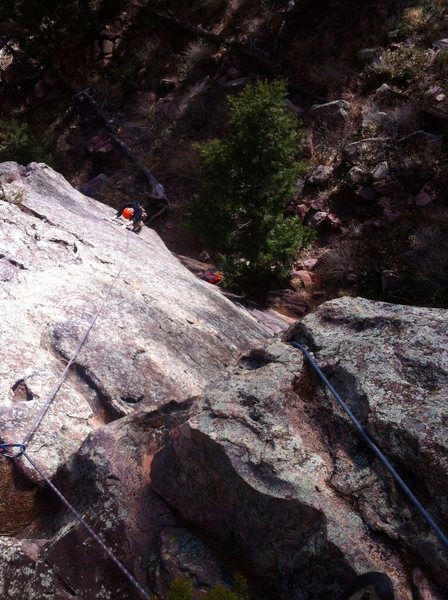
left=0, top=161, right=267, bottom=482
left=309, top=100, right=351, bottom=124
left=0, top=402, right=196, bottom=600
left=294, top=297, right=448, bottom=585
left=152, top=298, right=448, bottom=599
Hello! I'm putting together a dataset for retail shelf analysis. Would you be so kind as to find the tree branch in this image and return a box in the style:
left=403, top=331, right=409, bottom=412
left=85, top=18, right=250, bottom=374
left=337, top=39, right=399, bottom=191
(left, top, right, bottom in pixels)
left=75, top=89, right=170, bottom=209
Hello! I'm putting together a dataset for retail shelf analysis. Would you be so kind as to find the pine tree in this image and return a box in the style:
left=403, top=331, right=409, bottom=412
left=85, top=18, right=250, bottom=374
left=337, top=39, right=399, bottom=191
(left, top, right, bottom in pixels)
left=189, top=80, right=314, bottom=289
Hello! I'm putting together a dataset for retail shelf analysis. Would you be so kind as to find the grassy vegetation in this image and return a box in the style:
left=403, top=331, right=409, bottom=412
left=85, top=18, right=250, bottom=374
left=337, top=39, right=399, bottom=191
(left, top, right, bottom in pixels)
left=167, top=575, right=249, bottom=600
left=396, top=0, right=448, bottom=41
left=369, top=46, right=431, bottom=86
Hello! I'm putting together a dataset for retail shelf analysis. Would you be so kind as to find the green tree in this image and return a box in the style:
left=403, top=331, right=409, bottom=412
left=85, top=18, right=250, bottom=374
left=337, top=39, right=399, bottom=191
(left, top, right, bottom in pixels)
left=188, top=80, right=314, bottom=289
left=0, top=118, right=55, bottom=166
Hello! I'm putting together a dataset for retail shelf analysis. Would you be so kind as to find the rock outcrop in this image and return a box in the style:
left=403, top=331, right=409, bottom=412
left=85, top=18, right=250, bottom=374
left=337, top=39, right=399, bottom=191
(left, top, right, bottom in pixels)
left=151, top=334, right=447, bottom=598
left=1, top=164, right=447, bottom=599
left=152, top=298, right=448, bottom=598
left=0, top=161, right=266, bottom=524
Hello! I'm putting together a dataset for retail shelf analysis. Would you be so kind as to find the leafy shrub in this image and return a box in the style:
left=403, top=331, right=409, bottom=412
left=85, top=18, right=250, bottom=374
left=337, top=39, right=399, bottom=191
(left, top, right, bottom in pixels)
left=167, top=577, right=249, bottom=600
left=396, top=6, right=426, bottom=36
left=0, top=1, right=91, bottom=67
left=396, top=1, right=448, bottom=42
left=0, top=118, right=55, bottom=166
left=369, top=46, right=431, bottom=85
left=205, top=585, right=248, bottom=600
left=188, top=80, right=314, bottom=289
left=167, top=578, right=193, bottom=600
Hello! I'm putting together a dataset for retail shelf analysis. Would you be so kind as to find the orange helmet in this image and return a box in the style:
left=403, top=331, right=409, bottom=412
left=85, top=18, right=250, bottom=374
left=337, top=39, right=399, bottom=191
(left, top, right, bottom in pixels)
left=122, top=207, right=135, bottom=220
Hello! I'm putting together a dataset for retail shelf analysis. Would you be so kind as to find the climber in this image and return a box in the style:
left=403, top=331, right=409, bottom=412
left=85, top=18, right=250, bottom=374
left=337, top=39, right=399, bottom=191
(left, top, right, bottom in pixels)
left=112, top=202, right=147, bottom=233
left=200, top=269, right=224, bottom=285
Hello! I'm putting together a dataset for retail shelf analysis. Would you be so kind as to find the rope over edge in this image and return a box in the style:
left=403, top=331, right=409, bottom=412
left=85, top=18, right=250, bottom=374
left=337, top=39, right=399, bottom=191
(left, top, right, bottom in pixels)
left=21, top=228, right=131, bottom=448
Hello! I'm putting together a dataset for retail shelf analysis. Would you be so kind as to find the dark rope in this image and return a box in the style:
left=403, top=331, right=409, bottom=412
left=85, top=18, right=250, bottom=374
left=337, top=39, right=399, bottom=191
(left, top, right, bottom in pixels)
left=290, top=341, right=448, bottom=553
left=22, top=227, right=130, bottom=449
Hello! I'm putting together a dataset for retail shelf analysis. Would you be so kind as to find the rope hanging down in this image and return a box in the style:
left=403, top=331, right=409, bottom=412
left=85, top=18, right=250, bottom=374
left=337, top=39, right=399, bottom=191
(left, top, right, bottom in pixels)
left=1, top=227, right=151, bottom=599
left=22, top=449, right=150, bottom=599
left=290, top=341, right=448, bottom=554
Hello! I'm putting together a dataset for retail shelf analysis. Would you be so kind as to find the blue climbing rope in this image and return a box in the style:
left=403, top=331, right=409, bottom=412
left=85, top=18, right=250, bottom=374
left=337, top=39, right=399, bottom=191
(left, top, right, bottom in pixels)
left=0, top=443, right=26, bottom=458
left=290, top=341, right=448, bottom=553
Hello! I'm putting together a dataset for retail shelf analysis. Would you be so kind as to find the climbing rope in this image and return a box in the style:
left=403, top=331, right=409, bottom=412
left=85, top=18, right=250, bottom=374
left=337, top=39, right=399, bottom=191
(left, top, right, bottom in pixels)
left=1, top=226, right=151, bottom=599
left=21, top=227, right=130, bottom=449
left=0, top=443, right=150, bottom=598
left=22, top=448, right=150, bottom=599
left=290, top=341, right=448, bottom=553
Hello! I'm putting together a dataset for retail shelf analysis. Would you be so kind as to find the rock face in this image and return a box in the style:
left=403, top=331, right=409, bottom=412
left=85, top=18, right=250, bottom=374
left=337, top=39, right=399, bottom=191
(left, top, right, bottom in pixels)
left=0, top=161, right=267, bottom=482
left=153, top=298, right=448, bottom=599
left=1, top=164, right=447, bottom=600
left=309, top=100, right=351, bottom=123
left=294, top=298, right=448, bottom=586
